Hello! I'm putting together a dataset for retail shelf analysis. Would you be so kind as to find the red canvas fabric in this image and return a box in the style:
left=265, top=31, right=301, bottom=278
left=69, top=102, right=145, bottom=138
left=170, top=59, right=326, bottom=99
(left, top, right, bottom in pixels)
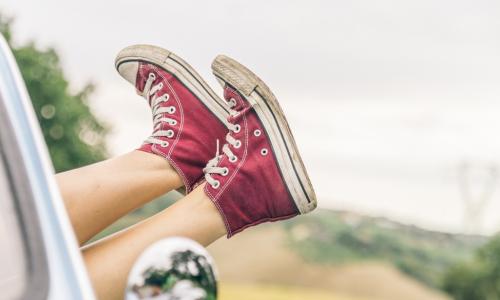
left=204, top=86, right=299, bottom=237
left=136, top=63, right=227, bottom=193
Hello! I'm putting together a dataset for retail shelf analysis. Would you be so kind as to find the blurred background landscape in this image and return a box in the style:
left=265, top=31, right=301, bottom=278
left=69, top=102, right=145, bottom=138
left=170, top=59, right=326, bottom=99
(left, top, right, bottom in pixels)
left=1, top=0, right=500, bottom=299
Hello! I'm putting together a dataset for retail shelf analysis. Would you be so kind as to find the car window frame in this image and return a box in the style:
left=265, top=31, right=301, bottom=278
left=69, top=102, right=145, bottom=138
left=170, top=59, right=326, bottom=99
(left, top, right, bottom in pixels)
left=0, top=84, right=49, bottom=300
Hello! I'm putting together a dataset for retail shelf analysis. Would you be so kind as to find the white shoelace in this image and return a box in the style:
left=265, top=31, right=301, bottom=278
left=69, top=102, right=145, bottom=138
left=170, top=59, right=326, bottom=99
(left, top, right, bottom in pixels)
left=142, top=73, right=177, bottom=147
left=203, top=100, right=241, bottom=189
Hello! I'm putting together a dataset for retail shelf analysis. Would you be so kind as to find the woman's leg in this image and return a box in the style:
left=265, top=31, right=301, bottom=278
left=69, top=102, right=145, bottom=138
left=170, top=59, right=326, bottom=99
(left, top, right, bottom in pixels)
left=57, top=150, right=183, bottom=244
left=60, top=45, right=229, bottom=245
left=82, top=185, right=226, bottom=300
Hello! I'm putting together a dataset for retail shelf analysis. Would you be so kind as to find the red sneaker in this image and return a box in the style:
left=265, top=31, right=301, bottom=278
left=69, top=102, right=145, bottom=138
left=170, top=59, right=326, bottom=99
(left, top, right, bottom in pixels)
left=115, top=45, right=229, bottom=193
left=204, top=55, right=317, bottom=237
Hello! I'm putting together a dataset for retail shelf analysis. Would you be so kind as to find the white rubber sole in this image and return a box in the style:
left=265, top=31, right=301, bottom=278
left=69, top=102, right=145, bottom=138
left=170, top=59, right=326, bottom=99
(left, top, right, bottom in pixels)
left=212, top=55, right=317, bottom=214
left=115, top=44, right=230, bottom=125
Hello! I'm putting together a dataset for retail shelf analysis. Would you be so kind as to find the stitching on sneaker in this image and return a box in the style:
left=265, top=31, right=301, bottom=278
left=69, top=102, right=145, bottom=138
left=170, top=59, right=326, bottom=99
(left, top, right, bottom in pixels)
left=165, top=154, right=193, bottom=192
left=146, top=65, right=190, bottom=190
left=204, top=184, right=233, bottom=237
left=231, top=212, right=299, bottom=236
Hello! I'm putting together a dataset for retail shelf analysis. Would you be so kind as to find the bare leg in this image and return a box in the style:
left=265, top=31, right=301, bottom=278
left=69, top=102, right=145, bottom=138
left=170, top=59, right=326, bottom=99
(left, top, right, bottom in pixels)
left=82, top=185, right=226, bottom=300
left=57, top=150, right=183, bottom=244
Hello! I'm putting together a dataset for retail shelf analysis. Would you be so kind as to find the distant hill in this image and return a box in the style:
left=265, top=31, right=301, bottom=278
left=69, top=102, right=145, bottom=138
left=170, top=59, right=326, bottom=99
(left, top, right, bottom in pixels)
left=209, top=224, right=452, bottom=300
left=282, top=209, right=487, bottom=288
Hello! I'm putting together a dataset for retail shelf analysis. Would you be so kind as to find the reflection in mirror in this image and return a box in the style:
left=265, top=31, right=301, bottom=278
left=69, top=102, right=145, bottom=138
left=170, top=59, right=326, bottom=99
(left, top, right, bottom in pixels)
left=125, top=237, right=217, bottom=300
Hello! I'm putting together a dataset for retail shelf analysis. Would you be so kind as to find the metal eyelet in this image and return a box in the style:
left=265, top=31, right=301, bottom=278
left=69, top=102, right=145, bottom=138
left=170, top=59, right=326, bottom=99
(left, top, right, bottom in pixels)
left=168, top=107, right=176, bottom=114
left=229, top=156, right=238, bottom=163
left=212, top=180, right=220, bottom=189
left=148, top=73, right=156, bottom=80
left=161, top=141, right=169, bottom=147
left=158, top=82, right=163, bottom=89
left=254, top=129, right=261, bottom=137
left=221, top=167, right=229, bottom=176
left=234, top=140, right=242, bottom=149
left=166, top=130, right=174, bottom=138
left=261, top=148, right=268, bottom=156
left=228, top=98, right=237, bottom=107
left=233, top=124, right=241, bottom=133
left=169, top=120, right=177, bottom=126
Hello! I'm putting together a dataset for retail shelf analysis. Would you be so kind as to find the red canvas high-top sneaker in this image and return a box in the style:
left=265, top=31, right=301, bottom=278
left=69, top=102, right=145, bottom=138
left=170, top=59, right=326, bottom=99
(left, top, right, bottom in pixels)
left=203, top=55, right=317, bottom=237
left=115, top=45, right=229, bottom=193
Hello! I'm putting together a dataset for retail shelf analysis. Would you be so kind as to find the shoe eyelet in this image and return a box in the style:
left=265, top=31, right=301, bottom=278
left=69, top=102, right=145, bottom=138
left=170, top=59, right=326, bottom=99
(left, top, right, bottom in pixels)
left=212, top=180, right=220, bottom=189
left=261, top=148, right=268, bottom=156
left=168, top=106, right=176, bottom=114
left=158, top=82, right=163, bottom=89
left=166, top=130, right=174, bottom=138
left=233, top=124, right=241, bottom=133
left=254, top=129, right=261, bottom=137
left=169, top=120, right=177, bottom=126
left=234, top=140, right=242, bottom=149
left=161, top=141, right=169, bottom=147
left=229, top=156, right=238, bottom=163
left=221, top=167, right=229, bottom=176
left=228, top=98, right=237, bottom=107
left=148, top=73, right=156, bottom=80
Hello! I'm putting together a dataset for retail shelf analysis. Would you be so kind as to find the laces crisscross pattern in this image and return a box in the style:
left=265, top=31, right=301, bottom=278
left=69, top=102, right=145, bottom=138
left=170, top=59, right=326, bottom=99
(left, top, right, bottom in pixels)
left=142, top=72, right=178, bottom=147
left=203, top=99, right=242, bottom=188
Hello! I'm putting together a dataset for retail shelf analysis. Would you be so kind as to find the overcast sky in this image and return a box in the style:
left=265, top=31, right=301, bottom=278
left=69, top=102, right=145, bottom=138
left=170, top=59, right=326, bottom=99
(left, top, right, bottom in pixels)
left=2, top=0, right=500, bottom=234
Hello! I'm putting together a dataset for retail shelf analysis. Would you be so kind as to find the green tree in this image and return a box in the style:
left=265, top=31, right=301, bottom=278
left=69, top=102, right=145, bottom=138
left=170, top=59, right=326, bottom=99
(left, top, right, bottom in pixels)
left=442, top=234, right=500, bottom=300
left=0, top=15, right=108, bottom=171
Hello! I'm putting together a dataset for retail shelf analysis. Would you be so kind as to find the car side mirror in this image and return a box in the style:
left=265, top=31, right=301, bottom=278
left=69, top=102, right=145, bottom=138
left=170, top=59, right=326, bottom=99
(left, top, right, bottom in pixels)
left=125, top=237, right=218, bottom=300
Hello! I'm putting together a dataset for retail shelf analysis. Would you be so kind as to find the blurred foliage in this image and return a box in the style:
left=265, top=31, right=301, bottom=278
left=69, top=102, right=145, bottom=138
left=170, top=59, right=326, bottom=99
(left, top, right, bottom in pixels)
left=283, top=210, right=486, bottom=289
left=0, top=15, right=108, bottom=172
left=442, top=234, right=500, bottom=300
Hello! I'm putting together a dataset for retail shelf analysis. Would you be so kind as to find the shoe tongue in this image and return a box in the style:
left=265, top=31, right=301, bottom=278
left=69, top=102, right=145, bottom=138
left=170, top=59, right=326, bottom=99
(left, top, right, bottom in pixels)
left=225, top=87, right=253, bottom=115
left=134, top=64, right=150, bottom=94
left=135, top=63, right=161, bottom=95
